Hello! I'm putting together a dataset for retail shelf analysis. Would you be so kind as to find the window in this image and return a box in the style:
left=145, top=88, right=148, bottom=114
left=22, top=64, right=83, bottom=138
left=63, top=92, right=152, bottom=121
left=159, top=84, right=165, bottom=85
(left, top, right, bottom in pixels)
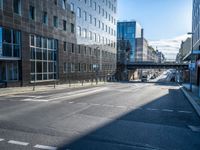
left=62, top=0, right=66, bottom=10
left=98, top=5, right=101, bottom=14
left=98, top=20, right=101, bottom=28
left=30, top=35, right=57, bottom=81
left=29, top=6, right=35, bottom=20
left=77, top=7, right=81, bottom=18
left=83, top=11, right=87, bottom=21
left=13, top=0, right=21, bottom=15
left=89, top=15, right=92, bottom=24
left=70, top=3, right=74, bottom=12
left=0, top=27, right=21, bottom=58
left=0, top=0, right=3, bottom=9
left=89, top=31, right=92, bottom=40
left=78, top=45, right=81, bottom=54
left=71, top=43, right=75, bottom=53
left=94, top=17, right=96, bottom=26
left=54, top=0, right=57, bottom=5
left=77, top=26, right=81, bottom=36
left=43, top=12, right=48, bottom=25
left=89, top=0, right=92, bottom=7
left=53, top=16, right=58, bottom=28
left=64, top=42, right=67, bottom=51
left=83, top=28, right=87, bottom=38
left=93, top=2, right=96, bottom=10
left=71, top=23, right=74, bottom=33
left=63, top=20, right=67, bottom=31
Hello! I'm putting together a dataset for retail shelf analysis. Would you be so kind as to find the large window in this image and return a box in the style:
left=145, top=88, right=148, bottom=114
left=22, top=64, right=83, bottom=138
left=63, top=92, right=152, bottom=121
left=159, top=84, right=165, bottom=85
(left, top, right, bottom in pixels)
left=0, top=27, right=21, bottom=58
left=30, top=35, right=58, bottom=81
left=0, top=62, right=19, bottom=81
left=62, top=0, right=66, bottom=10
left=13, top=0, right=21, bottom=15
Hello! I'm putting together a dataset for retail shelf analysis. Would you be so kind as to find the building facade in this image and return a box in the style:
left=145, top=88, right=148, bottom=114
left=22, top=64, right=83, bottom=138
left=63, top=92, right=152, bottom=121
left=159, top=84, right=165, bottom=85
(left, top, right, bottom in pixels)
left=68, top=0, right=117, bottom=80
left=192, top=0, right=200, bottom=85
left=178, top=37, right=191, bottom=63
left=117, top=21, right=142, bottom=64
left=0, top=0, right=117, bottom=87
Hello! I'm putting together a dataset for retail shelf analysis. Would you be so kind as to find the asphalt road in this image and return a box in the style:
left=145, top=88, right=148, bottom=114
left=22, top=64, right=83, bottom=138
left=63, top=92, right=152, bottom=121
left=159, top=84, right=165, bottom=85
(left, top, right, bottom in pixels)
left=0, top=81, right=200, bottom=150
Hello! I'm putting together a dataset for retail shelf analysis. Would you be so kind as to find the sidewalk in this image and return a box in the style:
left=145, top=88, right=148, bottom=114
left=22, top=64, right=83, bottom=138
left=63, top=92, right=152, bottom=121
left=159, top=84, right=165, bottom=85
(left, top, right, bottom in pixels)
left=0, top=81, right=107, bottom=97
left=181, top=83, right=200, bottom=117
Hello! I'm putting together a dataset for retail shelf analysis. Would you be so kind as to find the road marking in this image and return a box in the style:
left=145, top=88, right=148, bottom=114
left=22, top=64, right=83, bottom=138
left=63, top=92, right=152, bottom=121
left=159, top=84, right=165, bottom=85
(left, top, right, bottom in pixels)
left=116, top=106, right=127, bottom=109
left=162, top=109, right=174, bottom=112
left=102, top=104, right=114, bottom=107
left=178, top=110, right=192, bottom=114
left=21, top=99, right=49, bottom=102
left=90, top=103, right=100, bottom=106
left=69, top=102, right=74, bottom=104
left=8, top=140, right=29, bottom=146
left=146, top=108, right=158, bottom=111
left=188, top=125, right=200, bottom=132
left=0, top=138, right=4, bottom=142
left=34, top=144, right=57, bottom=150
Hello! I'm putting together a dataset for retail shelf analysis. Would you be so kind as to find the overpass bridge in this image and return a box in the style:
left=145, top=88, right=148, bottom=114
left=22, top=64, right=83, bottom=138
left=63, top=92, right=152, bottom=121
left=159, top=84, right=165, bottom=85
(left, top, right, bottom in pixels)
left=126, top=62, right=189, bottom=70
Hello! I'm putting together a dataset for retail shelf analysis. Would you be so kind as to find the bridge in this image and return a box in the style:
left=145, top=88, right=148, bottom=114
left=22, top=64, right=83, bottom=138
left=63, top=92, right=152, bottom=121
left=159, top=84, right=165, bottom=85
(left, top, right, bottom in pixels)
left=126, top=62, right=189, bottom=70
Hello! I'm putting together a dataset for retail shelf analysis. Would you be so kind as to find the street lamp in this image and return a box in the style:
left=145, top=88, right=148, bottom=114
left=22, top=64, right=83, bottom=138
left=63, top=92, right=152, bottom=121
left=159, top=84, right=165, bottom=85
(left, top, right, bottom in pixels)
left=187, top=32, right=194, bottom=91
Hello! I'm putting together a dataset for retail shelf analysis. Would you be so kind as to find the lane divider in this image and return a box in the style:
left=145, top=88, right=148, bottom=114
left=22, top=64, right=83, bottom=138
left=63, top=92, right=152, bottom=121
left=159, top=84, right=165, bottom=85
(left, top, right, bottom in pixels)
left=8, top=140, right=29, bottom=146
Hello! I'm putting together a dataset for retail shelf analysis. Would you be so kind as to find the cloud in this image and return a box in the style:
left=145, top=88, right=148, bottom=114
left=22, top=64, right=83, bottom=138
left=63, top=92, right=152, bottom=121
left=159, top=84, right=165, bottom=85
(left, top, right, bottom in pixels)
left=149, top=34, right=190, bottom=61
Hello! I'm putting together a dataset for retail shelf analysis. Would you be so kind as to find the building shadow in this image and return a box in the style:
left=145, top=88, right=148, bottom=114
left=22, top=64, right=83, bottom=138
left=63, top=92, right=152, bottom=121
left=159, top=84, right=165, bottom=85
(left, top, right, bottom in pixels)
left=57, top=87, right=200, bottom=150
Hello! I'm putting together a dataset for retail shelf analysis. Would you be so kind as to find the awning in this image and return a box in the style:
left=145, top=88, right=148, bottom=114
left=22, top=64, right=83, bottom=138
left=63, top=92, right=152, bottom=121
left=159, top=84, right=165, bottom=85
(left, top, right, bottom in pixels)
left=183, top=50, right=200, bottom=61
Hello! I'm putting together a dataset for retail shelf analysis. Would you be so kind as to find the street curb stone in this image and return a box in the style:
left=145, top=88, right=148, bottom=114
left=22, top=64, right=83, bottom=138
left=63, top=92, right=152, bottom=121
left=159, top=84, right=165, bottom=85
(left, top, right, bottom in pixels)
left=180, top=86, right=200, bottom=118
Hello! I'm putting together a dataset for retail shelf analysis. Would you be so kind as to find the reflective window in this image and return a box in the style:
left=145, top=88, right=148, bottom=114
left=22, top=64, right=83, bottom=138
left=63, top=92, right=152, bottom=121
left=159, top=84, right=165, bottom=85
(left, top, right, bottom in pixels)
left=0, top=0, right=3, bottom=9
left=13, top=0, right=21, bottom=15
left=30, top=35, right=58, bottom=81
left=53, top=16, right=58, bottom=28
left=43, top=12, right=48, bottom=25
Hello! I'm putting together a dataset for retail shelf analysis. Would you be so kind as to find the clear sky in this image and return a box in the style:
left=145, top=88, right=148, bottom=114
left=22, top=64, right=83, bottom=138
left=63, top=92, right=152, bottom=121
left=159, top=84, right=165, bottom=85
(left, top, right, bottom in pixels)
left=117, top=0, right=193, bottom=41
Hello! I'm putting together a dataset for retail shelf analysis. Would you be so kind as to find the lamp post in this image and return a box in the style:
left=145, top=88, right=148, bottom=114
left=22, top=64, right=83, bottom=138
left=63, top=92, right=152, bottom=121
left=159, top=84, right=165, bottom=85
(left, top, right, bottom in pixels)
left=187, top=32, right=194, bottom=91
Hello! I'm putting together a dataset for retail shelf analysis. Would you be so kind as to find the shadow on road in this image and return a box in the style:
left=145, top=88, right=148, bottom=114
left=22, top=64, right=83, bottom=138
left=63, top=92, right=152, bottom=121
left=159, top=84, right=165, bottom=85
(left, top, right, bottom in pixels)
left=57, top=86, right=200, bottom=150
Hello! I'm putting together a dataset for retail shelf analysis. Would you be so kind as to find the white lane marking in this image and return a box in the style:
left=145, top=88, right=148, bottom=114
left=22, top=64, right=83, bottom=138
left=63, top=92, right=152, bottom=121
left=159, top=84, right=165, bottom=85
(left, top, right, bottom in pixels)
left=48, top=87, right=108, bottom=101
left=69, top=102, right=74, bottom=104
left=162, top=109, right=174, bottom=112
left=8, top=140, right=29, bottom=146
left=90, top=103, right=100, bottom=106
left=34, top=144, right=57, bottom=150
left=102, top=104, right=114, bottom=107
left=0, top=138, right=4, bottom=142
left=146, top=108, right=158, bottom=111
left=178, top=110, right=192, bottom=114
left=116, top=106, right=127, bottom=109
left=21, top=99, right=49, bottom=102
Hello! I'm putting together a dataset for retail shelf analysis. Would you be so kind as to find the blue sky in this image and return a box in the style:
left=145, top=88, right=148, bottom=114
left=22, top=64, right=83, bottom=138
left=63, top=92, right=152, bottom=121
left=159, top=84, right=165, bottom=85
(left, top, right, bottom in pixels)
left=118, top=0, right=193, bottom=41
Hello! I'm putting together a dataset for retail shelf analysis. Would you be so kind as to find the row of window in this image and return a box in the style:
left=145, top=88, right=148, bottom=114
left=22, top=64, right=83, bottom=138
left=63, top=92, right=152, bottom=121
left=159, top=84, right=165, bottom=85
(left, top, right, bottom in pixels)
left=76, top=27, right=116, bottom=48
left=77, top=0, right=117, bottom=14
left=64, top=63, right=114, bottom=73
left=0, top=0, right=75, bottom=33
left=63, top=42, right=116, bottom=58
left=73, top=4, right=116, bottom=26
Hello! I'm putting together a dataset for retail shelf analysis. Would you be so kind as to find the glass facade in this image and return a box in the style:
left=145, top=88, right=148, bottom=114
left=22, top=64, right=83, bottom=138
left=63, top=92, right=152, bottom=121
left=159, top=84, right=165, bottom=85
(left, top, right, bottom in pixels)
left=0, top=26, right=21, bottom=81
left=117, top=21, right=142, bottom=63
left=30, top=35, right=58, bottom=82
left=68, top=0, right=117, bottom=52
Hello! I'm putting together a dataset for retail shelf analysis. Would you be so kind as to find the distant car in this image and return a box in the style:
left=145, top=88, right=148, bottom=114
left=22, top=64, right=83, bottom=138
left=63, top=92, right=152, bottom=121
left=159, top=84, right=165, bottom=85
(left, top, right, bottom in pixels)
left=141, top=75, right=148, bottom=82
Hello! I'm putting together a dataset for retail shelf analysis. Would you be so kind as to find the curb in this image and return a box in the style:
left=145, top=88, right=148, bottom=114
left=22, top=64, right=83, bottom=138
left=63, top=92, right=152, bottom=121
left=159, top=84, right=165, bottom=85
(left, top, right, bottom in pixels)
left=180, top=86, right=200, bottom=118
